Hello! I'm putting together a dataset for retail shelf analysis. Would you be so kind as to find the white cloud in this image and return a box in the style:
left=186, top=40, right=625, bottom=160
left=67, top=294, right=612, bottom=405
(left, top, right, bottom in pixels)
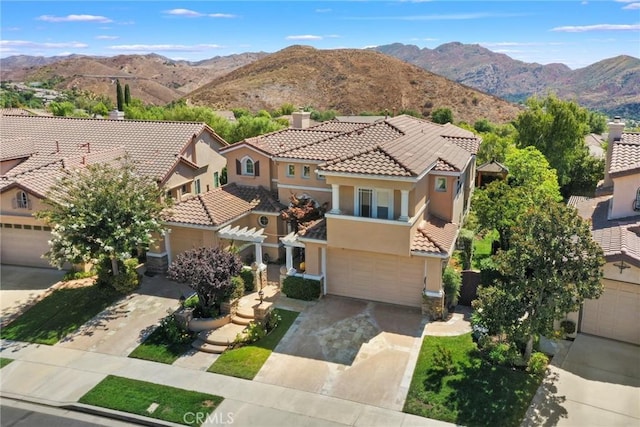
left=0, top=40, right=89, bottom=49
left=315, top=8, right=332, bottom=13
left=37, top=14, right=112, bottom=23
left=551, top=23, right=640, bottom=32
left=622, top=3, right=640, bottom=9
left=164, top=9, right=236, bottom=18
left=109, top=44, right=224, bottom=52
left=344, top=12, right=526, bottom=21
left=409, top=37, right=439, bottom=42
left=286, top=35, right=323, bottom=40
left=96, top=35, right=119, bottom=40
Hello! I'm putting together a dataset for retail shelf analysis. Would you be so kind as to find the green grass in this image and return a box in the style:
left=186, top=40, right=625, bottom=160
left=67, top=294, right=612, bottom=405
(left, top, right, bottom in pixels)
left=128, top=325, right=193, bottom=364
left=79, top=375, right=223, bottom=426
left=0, top=285, right=121, bottom=345
left=0, top=358, right=14, bottom=368
left=471, top=229, right=499, bottom=270
left=208, top=309, right=298, bottom=379
left=404, top=334, right=543, bottom=427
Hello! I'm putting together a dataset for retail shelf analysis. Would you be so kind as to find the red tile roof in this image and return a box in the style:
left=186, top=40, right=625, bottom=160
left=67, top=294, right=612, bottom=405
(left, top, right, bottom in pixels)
left=168, top=183, right=284, bottom=227
left=569, top=195, right=640, bottom=267
left=609, top=133, right=640, bottom=177
left=411, top=217, right=459, bottom=255
left=1, top=115, right=226, bottom=182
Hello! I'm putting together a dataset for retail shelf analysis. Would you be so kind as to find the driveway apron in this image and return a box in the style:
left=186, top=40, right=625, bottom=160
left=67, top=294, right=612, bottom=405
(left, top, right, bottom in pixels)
left=254, top=296, right=428, bottom=411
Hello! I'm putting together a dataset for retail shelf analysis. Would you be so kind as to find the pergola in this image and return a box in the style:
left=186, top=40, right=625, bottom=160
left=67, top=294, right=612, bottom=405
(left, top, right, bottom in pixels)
left=218, top=224, right=267, bottom=269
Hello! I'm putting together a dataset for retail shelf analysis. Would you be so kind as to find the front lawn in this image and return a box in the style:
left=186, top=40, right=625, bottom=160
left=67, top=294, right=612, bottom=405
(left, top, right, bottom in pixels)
left=128, top=318, right=193, bottom=364
left=404, top=334, right=543, bottom=427
left=0, top=285, right=122, bottom=345
left=79, top=375, right=223, bottom=426
left=0, top=358, right=13, bottom=368
left=208, top=308, right=298, bottom=379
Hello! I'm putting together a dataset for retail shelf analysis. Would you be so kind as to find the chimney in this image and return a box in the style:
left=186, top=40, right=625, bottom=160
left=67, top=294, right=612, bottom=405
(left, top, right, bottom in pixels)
left=292, top=111, right=311, bottom=129
left=603, top=116, right=625, bottom=188
left=109, top=109, right=125, bottom=120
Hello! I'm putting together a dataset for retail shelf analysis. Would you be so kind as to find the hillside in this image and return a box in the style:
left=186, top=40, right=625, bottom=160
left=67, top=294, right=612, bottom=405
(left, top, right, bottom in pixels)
left=374, top=42, right=640, bottom=117
left=1, top=52, right=267, bottom=106
left=187, top=45, right=523, bottom=124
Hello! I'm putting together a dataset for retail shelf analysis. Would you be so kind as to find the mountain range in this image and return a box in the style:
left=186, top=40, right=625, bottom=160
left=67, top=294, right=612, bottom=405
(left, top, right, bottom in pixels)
left=1, top=42, right=638, bottom=120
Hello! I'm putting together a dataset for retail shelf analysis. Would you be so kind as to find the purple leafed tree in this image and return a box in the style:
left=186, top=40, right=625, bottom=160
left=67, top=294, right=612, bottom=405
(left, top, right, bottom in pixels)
left=167, top=247, right=243, bottom=311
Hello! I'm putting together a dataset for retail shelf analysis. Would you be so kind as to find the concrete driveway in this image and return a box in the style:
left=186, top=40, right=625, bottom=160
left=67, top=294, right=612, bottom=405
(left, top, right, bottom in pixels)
left=524, top=334, right=640, bottom=426
left=56, top=274, right=191, bottom=357
left=254, top=296, right=428, bottom=411
left=0, top=265, right=65, bottom=325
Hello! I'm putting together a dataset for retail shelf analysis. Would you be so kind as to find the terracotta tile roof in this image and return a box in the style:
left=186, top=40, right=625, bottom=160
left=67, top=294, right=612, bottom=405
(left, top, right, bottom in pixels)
left=411, top=217, right=459, bottom=255
left=0, top=160, right=68, bottom=199
left=434, top=159, right=457, bottom=172
left=311, top=120, right=373, bottom=132
left=569, top=195, right=640, bottom=266
left=1, top=136, right=36, bottom=161
left=298, top=218, right=327, bottom=241
left=0, top=115, right=224, bottom=181
left=609, top=133, right=640, bottom=177
left=321, top=147, right=413, bottom=176
left=477, top=160, right=509, bottom=173
left=238, top=129, right=340, bottom=156
left=168, top=183, right=284, bottom=227
left=0, top=108, right=33, bottom=116
left=444, top=136, right=481, bottom=155
left=281, top=122, right=404, bottom=161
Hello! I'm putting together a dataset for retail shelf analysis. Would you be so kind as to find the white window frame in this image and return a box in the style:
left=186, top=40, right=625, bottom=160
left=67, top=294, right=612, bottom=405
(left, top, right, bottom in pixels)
left=258, top=215, right=269, bottom=227
left=16, top=190, right=29, bottom=209
left=302, top=165, right=311, bottom=179
left=354, top=187, right=394, bottom=220
left=435, top=177, right=447, bottom=192
left=286, top=164, right=296, bottom=177
left=241, top=156, right=255, bottom=176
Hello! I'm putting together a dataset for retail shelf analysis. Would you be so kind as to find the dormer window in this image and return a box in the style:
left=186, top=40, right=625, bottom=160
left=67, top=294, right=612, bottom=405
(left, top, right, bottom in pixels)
left=14, top=190, right=30, bottom=209
left=236, top=156, right=260, bottom=177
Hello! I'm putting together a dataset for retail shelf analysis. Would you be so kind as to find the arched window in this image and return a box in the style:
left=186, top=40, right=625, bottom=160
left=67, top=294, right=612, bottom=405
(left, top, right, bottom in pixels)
left=635, top=187, right=640, bottom=211
left=241, top=156, right=254, bottom=176
left=16, top=190, right=29, bottom=209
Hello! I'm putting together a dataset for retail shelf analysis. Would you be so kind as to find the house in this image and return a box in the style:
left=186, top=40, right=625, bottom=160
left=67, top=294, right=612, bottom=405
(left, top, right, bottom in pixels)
left=163, top=112, right=479, bottom=317
left=568, top=117, right=640, bottom=345
left=0, top=114, right=228, bottom=268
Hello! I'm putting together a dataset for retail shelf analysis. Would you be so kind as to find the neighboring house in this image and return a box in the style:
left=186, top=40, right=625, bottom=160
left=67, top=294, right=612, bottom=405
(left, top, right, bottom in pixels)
left=0, top=114, right=228, bottom=268
left=568, top=117, right=640, bottom=345
left=164, top=112, right=479, bottom=316
left=584, top=133, right=605, bottom=159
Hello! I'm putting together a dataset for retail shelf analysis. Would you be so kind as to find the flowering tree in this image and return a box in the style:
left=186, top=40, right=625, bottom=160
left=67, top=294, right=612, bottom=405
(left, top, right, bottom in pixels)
left=167, top=247, right=243, bottom=311
left=280, top=193, right=326, bottom=233
left=37, top=157, right=170, bottom=277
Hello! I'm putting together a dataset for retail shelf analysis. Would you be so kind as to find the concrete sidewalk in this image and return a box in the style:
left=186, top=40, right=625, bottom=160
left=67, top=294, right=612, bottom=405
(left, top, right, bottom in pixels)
left=0, top=339, right=453, bottom=427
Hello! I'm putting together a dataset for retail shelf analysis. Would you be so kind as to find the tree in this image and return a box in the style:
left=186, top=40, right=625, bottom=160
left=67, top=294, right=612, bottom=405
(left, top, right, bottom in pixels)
left=49, top=101, right=75, bottom=117
left=91, top=101, right=109, bottom=117
left=116, top=80, right=124, bottom=111
left=124, top=83, right=131, bottom=106
left=167, top=247, right=243, bottom=312
left=431, top=107, right=453, bottom=124
left=472, top=202, right=604, bottom=361
left=36, top=157, right=170, bottom=278
left=281, top=193, right=326, bottom=233
left=513, top=95, right=592, bottom=195
left=476, top=132, right=514, bottom=164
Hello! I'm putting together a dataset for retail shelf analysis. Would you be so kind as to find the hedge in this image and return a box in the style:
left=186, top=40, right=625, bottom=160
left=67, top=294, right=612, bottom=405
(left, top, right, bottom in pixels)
left=282, top=276, right=321, bottom=301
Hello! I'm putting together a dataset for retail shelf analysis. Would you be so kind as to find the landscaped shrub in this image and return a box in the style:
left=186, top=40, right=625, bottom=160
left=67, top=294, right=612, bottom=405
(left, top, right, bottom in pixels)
left=240, top=269, right=254, bottom=292
left=282, top=276, right=321, bottom=301
left=160, top=314, right=194, bottom=345
left=62, top=269, right=96, bottom=282
left=443, top=266, right=461, bottom=308
left=225, top=276, right=245, bottom=302
left=527, top=352, right=549, bottom=376
left=560, top=319, right=576, bottom=335
left=486, top=341, right=520, bottom=366
left=478, top=257, right=501, bottom=286
left=456, top=229, right=475, bottom=270
left=432, top=343, right=456, bottom=375
left=96, top=258, right=141, bottom=294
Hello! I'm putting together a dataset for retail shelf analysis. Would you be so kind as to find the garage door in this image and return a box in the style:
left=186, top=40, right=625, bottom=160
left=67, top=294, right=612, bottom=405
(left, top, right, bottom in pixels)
left=0, top=226, right=52, bottom=268
left=581, top=280, right=640, bottom=345
left=326, top=248, right=424, bottom=307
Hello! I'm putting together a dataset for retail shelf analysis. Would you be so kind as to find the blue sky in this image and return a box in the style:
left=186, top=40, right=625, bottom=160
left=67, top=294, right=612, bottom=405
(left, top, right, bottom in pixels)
left=1, top=1, right=638, bottom=69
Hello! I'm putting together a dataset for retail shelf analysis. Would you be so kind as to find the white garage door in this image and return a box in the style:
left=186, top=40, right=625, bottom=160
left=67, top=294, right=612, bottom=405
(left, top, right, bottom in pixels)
left=0, top=226, right=52, bottom=268
left=326, top=248, right=424, bottom=307
left=581, top=280, right=640, bottom=345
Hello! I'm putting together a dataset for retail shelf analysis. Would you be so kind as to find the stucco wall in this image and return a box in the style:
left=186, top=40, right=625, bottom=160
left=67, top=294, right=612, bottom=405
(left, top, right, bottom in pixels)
left=610, top=174, right=639, bottom=219
left=428, top=174, right=455, bottom=221
left=326, top=215, right=411, bottom=256
left=223, top=146, right=272, bottom=188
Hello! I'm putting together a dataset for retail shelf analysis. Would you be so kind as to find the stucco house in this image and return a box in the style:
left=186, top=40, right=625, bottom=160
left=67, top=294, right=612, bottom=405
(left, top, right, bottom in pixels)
left=568, top=117, right=640, bottom=345
left=0, top=114, right=228, bottom=268
left=162, top=112, right=479, bottom=317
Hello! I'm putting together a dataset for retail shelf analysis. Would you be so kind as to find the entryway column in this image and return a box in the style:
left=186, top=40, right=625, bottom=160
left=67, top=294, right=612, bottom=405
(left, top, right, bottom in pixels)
left=285, top=245, right=295, bottom=274
left=321, top=246, right=327, bottom=295
left=399, top=190, right=409, bottom=221
left=255, top=242, right=265, bottom=269
left=164, top=228, right=172, bottom=264
left=330, top=184, right=341, bottom=214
